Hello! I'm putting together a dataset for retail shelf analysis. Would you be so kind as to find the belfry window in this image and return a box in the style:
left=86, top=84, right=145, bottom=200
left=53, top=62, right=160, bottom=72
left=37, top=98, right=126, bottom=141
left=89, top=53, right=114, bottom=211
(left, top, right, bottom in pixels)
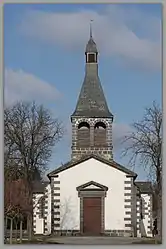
left=94, top=122, right=107, bottom=147
left=86, top=53, right=97, bottom=63
left=78, top=122, right=90, bottom=147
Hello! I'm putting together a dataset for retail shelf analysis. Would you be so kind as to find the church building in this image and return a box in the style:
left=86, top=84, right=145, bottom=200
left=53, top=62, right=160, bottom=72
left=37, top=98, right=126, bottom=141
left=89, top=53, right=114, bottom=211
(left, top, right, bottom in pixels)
left=32, top=28, right=153, bottom=238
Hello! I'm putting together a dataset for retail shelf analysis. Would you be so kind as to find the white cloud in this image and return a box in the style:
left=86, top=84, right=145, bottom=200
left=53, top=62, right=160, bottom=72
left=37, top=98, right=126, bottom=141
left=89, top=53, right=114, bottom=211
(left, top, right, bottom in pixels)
left=19, top=5, right=161, bottom=71
left=5, top=68, right=61, bottom=106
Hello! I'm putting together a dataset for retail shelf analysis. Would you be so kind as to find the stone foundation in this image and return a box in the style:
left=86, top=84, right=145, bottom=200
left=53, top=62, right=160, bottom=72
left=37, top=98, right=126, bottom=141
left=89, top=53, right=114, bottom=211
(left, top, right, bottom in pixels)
left=52, top=229, right=133, bottom=237
left=104, top=230, right=133, bottom=237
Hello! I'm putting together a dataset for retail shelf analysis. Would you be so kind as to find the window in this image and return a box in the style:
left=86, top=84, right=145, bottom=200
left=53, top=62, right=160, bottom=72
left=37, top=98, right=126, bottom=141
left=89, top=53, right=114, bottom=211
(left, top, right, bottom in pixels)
left=78, top=122, right=90, bottom=147
left=86, top=53, right=96, bottom=63
left=94, top=122, right=107, bottom=147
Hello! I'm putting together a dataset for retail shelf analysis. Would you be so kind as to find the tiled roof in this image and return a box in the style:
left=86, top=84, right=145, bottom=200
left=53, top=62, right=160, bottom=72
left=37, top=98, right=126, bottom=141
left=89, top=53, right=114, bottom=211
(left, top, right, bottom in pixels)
left=71, top=67, right=113, bottom=118
left=32, top=181, right=49, bottom=193
left=135, top=181, right=153, bottom=194
left=85, top=37, right=98, bottom=53
left=71, top=35, right=113, bottom=118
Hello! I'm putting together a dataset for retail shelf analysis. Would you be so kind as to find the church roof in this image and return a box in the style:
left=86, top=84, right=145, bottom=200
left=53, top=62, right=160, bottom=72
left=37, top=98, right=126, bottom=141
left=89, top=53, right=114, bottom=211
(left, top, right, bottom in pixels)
left=71, top=73, right=113, bottom=118
left=85, top=37, right=98, bottom=53
left=71, top=28, right=113, bottom=118
left=32, top=181, right=49, bottom=193
left=47, top=154, right=137, bottom=178
left=135, top=181, right=153, bottom=194
left=85, top=21, right=98, bottom=53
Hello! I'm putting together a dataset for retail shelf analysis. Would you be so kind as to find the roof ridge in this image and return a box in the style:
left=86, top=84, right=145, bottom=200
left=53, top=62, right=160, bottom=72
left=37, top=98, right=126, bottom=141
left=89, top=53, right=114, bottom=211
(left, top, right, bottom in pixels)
left=48, top=154, right=137, bottom=178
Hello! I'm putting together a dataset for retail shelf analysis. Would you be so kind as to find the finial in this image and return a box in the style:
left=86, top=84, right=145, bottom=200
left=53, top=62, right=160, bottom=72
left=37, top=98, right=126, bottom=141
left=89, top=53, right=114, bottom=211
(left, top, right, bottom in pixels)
left=90, top=19, right=93, bottom=38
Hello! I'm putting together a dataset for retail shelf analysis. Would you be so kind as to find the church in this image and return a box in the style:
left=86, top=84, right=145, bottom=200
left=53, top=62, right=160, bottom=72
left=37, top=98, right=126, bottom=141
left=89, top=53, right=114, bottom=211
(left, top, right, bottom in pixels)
left=32, top=29, right=153, bottom=238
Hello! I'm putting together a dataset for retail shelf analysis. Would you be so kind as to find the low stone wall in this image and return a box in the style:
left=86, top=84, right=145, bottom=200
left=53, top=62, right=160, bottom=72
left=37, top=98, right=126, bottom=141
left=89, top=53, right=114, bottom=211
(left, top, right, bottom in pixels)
left=104, top=230, right=133, bottom=237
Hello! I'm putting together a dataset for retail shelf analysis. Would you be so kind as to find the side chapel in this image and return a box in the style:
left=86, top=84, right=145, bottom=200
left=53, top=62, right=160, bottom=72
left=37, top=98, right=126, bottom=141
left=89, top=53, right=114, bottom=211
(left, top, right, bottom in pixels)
left=32, top=28, right=153, bottom=238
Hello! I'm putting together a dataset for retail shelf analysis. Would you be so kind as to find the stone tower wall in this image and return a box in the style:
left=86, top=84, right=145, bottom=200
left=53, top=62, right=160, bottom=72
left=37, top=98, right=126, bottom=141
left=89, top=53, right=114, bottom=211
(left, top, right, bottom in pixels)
left=71, top=117, right=113, bottom=161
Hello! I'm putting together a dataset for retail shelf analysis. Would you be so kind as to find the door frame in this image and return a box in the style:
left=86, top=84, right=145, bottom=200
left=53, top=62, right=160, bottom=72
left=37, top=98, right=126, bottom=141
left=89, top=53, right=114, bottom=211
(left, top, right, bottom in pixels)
left=76, top=181, right=108, bottom=235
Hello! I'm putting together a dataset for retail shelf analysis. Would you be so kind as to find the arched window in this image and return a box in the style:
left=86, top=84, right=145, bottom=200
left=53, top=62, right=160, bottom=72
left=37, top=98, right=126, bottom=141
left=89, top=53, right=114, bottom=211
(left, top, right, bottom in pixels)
left=94, top=122, right=107, bottom=147
left=78, top=122, right=90, bottom=148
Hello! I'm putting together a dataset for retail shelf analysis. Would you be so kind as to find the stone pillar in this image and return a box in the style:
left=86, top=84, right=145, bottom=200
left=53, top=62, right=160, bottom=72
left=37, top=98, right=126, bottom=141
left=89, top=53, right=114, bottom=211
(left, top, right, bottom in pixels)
left=50, top=176, right=61, bottom=234
left=90, top=124, right=94, bottom=147
left=124, top=177, right=133, bottom=237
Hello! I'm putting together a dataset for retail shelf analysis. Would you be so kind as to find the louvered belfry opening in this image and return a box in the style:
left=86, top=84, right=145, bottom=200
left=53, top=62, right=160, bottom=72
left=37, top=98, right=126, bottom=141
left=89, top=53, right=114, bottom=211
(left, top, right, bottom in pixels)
left=86, top=53, right=97, bottom=63
left=94, top=122, right=106, bottom=147
left=78, top=122, right=90, bottom=148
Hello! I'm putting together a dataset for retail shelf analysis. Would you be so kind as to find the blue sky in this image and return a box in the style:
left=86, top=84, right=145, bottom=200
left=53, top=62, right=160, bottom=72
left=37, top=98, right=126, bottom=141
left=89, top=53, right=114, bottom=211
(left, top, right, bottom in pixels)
left=4, top=3, right=162, bottom=180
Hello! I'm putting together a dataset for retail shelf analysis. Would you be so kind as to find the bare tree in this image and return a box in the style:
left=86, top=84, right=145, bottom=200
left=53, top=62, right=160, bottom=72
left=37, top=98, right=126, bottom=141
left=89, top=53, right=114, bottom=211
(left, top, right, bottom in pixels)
left=32, top=189, right=78, bottom=236
left=4, top=101, right=64, bottom=239
left=4, top=178, right=34, bottom=243
left=121, top=101, right=162, bottom=239
left=59, top=197, right=77, bottom=233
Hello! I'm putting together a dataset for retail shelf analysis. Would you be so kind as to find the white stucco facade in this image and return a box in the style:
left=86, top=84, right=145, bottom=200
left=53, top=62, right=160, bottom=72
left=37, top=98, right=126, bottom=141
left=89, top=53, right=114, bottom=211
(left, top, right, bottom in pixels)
left=33, top=193, right=44, bottom=234
left=32, top=157, right=153, bottom=237
left=58, top=158, right=130, bottom=231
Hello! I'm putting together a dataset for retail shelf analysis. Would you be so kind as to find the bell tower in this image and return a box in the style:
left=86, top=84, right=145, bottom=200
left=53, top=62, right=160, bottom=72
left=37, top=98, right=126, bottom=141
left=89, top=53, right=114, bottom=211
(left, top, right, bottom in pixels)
left=71, top=23, right=114, bottom=161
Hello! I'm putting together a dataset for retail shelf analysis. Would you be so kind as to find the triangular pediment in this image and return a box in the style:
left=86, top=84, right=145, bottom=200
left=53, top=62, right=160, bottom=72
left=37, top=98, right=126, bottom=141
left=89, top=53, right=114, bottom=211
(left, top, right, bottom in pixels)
left=83, top=184, right=101, bottom=189
left=47, top=154, right=137, bottom=179
left=76, top=181, right=108, bottom=191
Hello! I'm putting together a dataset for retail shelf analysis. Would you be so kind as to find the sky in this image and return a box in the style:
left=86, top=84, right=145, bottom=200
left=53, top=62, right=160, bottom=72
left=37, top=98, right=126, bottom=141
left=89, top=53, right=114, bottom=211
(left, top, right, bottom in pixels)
left=4, top=3, right=162, bottom=180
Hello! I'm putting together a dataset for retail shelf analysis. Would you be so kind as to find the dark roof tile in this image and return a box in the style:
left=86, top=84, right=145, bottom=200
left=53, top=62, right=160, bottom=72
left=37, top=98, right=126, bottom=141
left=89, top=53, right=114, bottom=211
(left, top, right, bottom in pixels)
left=32, top=181, right=49, bottom=194
left=71, top=36, right=113, bottom=118
left=85, top=37, right=98, bottom=53
left=72, top=73, right=113, bottom=118
left=135, top=181, right=153, bottom=194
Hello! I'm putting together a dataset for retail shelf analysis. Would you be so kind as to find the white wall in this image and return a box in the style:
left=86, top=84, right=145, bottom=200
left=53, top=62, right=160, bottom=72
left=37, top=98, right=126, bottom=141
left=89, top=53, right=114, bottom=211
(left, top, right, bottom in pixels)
left=33, top=193, right=44, bottom=234
left=33, top=185, right=52, bottom=235
left=141, top=194, right=152, bottom=237
left=58, top=158, right=128, bottom=231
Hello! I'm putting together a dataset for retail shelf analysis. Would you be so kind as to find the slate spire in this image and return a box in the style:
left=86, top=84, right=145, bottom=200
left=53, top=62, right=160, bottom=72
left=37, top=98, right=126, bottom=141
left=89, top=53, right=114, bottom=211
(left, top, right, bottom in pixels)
left=86, top=20, right=98, bottom=54
left=71, top=25, right=113, bottom=118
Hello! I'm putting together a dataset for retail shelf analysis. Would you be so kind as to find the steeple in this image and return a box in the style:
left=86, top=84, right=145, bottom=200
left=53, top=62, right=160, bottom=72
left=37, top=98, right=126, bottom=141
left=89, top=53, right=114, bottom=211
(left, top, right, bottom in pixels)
left=71, top=23, right=113, bottom=118
left=71, top=25, right=113, bottom=161
left=85, top=20, right=98, bottom=54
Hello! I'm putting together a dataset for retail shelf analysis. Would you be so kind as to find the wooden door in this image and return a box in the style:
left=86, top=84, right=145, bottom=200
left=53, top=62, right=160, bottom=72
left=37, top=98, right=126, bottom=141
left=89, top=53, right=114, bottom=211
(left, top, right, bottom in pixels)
left=83, top=197, right=102, bottom=236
